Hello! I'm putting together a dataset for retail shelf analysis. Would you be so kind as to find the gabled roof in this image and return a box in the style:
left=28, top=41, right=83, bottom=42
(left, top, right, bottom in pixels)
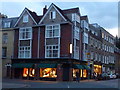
left=26, top=8, right=42, bottom=23
left=39, top=3, right=67, bottom=24
left=14, top=8, right=40, bottom=27
left=39, top=3, right=81, bottom=24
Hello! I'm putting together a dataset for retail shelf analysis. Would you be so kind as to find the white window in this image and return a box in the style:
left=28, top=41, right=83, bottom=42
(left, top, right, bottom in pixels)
left=106, top=36, right=108, bottom=41
left=72, top=13, right=80, bottom=23
left=46, top=45, right=59, bottom=58
left=4, top=22, right=10, bottom=28
left=74, top=27, right=79, bottom=40
left=50, top=11, right=56, bottom=19
left=81, top=20, right=84, bottom=28
left=95, top=53, right=97, bottom=61
left=23, top=15, right=28, bottom=23
left=46, top=25, right=60, bottom=38
left=102, top=56, right=104, bottom=63
left=102, top=33, right=104, bottom=38
left=99, top=55, right=101, bottom=61
left=83, top=33, right=88, bottom=44
left=74, top=46, right=79, bottom=59
left=91, top=52, right=94, bottom=59
left=19, top=46, right=31, bottom=58
left=104, top=44, right=106, bottom=51
left=95, top=32, right=98, bottom=36
left=19, top=27, right=32, bottom=40
left=2, top=33, right=8, bottom=44
left=92, top=30, right=95, bottom=34
left=104, top=34, right=106, bottom=40
left=2, top=47, right=7, bottom=58
left=84, top=21, right=89, bottom=30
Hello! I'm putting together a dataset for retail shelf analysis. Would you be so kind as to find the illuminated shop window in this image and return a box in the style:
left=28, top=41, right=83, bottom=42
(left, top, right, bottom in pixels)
left=73, top=69, right=80, bottom=78
left=23, top=68, right=28, bottom=77
left=40, top=68, right=57, bottom=78
left=83, top=70, right=87, bottom=78
left=94, top=65, right=102, bottom=74
left=80, top=69, right=82, bottom=77
left=73, top=69, right=83, bottom=78
left=23, top=68, right=35, bottom=77
left=29, top=68, right=35, bottom=77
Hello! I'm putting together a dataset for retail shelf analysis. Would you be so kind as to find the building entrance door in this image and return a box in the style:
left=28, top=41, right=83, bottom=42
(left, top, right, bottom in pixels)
left=6, top=66, right=11, bottom=77
left=62, top=64, right=70, bottom=81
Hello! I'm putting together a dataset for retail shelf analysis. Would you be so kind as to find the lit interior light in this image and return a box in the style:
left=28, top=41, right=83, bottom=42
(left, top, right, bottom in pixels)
left=70, top=44, right=72, bottom=54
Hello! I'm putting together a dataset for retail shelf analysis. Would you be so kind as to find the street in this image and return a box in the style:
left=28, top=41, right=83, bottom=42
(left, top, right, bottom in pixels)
left=2, top=78, right=120, bottom=88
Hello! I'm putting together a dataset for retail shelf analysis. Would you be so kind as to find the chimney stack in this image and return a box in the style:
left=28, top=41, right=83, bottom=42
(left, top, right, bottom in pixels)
left=43, top=5, right=47, bottom=15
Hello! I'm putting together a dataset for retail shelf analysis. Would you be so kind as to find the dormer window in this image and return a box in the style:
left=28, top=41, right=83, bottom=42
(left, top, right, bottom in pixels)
left=23, top=15, right=28, bottom=23
left=4, top=22, right=10, bottom=28
left=50, top=11, right=56, bottom=19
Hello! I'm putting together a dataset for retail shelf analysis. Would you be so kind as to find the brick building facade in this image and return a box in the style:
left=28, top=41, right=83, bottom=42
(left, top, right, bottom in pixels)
left=1, top=3, right=120, bottom=81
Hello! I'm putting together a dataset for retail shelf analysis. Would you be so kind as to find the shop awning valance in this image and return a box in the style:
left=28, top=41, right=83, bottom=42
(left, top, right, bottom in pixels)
left=37, top=63, right=57, bottom=68
left=12, top=63, right=57, bottom=68
left=82, top=65, right=91, bottom=70
left=12, top=63, right=34, bottom=68
left=73, top=64, right=84, bottom=69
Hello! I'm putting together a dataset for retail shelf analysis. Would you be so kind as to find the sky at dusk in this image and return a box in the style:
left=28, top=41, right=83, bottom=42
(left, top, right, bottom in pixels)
left=0, top=2, right=118, bottom=37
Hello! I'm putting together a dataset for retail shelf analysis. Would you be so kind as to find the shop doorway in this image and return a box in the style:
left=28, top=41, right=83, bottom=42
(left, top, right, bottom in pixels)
left=62, top=64, right=70, bottom=81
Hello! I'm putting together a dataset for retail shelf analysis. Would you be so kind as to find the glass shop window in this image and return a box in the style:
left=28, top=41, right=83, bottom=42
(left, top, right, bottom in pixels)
left=73, top=69, right=79, bottom=78
left=23, top=68, right=28, bottom=77
left=29, top=68, right=35, bottom=77
left=23, top=68, right=35, bottom=77
left=83, top=69, right=87, bottom=78
left=40, top=68, right=57, bottom=78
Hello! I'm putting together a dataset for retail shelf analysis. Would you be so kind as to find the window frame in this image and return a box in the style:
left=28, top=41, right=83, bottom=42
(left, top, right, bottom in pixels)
left=4, top=22, right=11, bottom=28
left=18, top=46, right=31, bottom=58
left=23, top=15, right=29, bottom=23
left=50, top=11, right=56, bottom=19
left=19, top=27, right=32, bottom=40
left=2, top=47, right=7, bottom=58
left=2, top=33, right=8, bottom=44
left=45, top=45, right=59, bottom=58
left=45, top=24, right=60, bottom=38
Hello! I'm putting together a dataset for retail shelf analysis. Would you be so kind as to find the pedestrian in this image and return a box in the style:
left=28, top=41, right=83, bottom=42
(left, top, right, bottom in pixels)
left=93, top=72, right=96, bottom=79
left=76, top=71, right=80, bottom=82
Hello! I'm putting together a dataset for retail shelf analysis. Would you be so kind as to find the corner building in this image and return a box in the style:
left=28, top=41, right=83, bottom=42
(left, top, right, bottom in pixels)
left=11, top=3, right=90, bottom=81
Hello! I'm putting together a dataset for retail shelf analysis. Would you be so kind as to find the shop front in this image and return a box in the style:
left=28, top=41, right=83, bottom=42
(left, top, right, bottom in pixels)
left=12, top=63, right=58, bottom=80
left=22, top=68, right=57, bottom=80
left=11, top=62, right=90, bottom=81
left=93, top=64, right=102, bottom=75
left=72, top=64, right=90, bottom=80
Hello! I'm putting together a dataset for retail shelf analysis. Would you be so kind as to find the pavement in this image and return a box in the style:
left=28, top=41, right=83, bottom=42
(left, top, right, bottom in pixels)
left=1, top=78, right=120, bottom=88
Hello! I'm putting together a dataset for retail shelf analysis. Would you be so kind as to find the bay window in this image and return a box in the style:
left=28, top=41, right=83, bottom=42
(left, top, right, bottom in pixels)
left=74, top=27, right=80, bottom=40
left=45, top=24, right=60, bottom=58
left=72, top=13, right=80, bottom=23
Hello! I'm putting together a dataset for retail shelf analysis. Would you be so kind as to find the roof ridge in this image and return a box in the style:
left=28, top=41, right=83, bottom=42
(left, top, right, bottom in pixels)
left=63, top=7, right=79, bottom=11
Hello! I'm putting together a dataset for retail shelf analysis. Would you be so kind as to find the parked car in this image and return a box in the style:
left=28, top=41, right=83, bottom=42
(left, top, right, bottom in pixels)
left=96, top=73, right=110, bottom=80
left=108, top=74, right=116, bottom=79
